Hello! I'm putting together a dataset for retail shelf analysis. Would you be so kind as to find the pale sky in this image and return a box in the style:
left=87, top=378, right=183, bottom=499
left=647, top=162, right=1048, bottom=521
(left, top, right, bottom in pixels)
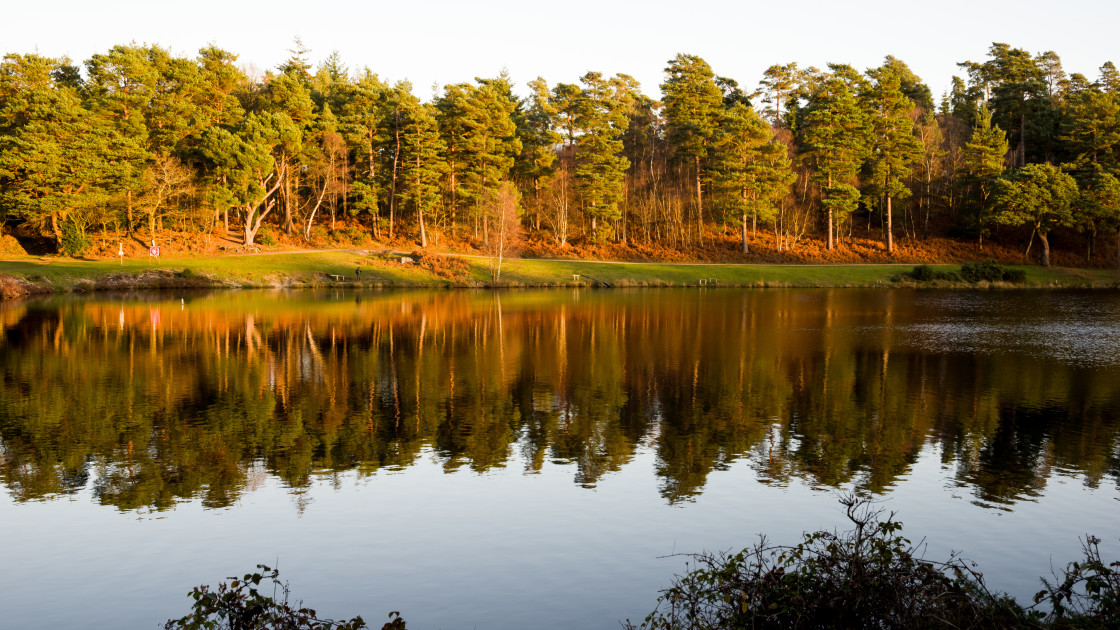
left=5, top=0, right=1118, bottom=102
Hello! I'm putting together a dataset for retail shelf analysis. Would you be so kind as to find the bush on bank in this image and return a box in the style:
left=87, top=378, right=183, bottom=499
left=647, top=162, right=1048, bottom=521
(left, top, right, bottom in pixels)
left=627, top=495, right=1119, bottom=630
left=164, top=565, right=404, bottom=630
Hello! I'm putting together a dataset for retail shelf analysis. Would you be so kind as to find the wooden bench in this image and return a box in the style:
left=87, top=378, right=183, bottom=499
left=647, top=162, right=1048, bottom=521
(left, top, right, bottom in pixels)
left=329, top=274, right=345, bottom=282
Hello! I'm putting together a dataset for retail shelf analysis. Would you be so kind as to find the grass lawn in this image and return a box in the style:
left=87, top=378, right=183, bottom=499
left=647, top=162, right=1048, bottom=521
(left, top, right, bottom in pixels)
left=1, top=250, right=1117, bottom=293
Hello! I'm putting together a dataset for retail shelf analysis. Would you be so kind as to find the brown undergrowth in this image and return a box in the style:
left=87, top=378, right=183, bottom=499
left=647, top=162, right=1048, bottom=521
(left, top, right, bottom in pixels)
left=8, top=220, right=1118, bottom=269
left=521, top=229, right=1117, bottom=267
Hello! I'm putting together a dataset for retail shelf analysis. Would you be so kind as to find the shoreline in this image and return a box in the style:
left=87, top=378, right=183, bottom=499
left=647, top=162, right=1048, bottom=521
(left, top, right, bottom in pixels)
left=2, top=251, right=1118, bottom=299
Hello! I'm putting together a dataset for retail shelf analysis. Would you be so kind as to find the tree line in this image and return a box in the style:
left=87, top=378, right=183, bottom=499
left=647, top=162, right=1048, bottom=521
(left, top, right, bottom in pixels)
left=1, top=42, right=1119, bottom=265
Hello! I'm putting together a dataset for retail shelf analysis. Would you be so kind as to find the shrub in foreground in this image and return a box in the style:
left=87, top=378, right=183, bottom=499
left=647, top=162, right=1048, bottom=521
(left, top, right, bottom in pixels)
left=629, top=495, right=1119, bottom=629
left=165, top=564, right=404, bottom=630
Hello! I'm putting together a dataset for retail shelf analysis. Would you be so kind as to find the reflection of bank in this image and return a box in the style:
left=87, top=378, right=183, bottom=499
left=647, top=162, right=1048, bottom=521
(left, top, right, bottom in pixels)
left=0, top=290, right=1118, bottom=511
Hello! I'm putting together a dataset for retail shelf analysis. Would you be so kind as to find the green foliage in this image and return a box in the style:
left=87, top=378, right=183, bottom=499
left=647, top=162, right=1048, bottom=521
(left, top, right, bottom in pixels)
left=960, top=259, right=1026, bottom=283
left=710, top=103, right=794, bottom=237
left=1036, top=535, right=1120, bottom=627
left=661, top=54, right=724, bottom=163
left=961, top=103, right=1010, bottom=241
left=571, top=72, right=631, bottom=236
left=799, top=75, right=871, bottom=246
left=58, top=219, right=91, bottom=257
left=993, top=163, right=1079, bottom=265
left=164, top=564, right=397, bottom=630
left=630, top=495, right=1034, bottom=630
left=258, top=226, right=279, bottom=246
left=903, top=264, right=962, bottom=282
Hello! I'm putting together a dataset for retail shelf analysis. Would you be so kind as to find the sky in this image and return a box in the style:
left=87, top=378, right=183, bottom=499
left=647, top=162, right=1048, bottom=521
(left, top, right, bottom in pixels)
left=5, top=0, right=1119, bottom=102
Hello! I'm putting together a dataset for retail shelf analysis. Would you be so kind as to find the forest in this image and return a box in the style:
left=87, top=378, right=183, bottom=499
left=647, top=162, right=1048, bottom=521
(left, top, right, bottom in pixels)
left=1, top=42, right=1119, bottom=267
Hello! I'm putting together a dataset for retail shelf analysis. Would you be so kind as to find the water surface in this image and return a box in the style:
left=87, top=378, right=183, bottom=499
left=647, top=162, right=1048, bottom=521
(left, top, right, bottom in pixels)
left=1, top=288, right=1118, bottom=628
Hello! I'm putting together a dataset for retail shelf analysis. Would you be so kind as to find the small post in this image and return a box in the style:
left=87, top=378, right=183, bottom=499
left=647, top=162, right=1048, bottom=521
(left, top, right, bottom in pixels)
left=118, top=242, right=124, bottom=266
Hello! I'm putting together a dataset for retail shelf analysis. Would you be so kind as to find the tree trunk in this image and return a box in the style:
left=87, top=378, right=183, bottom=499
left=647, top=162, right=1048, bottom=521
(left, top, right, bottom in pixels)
left=449, top=160, right=457, bottom=239
left=282, top=155, right=293, bottom=234
left=242, top=167, right=285, bottom=246
left=1039, top=230, right=1051, bottom=267
left=741, top=212, right=749, bottom=254
left=694, top=155, right=704, bottom=243
left=826, top=173, right=834, bottom=251
left=417, top=151, right=427, bottom=248
left=534, top=178, right=541, bottom=231
left=886, top=194, right=893, bottom=254
left=51, top=213, right=62, bottom=247
left=389, top=109, right=400, bottom=240
left=126, top=190, right=135, bottom=236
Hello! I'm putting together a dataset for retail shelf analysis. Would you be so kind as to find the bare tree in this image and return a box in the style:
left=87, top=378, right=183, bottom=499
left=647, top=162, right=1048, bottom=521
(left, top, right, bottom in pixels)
left=484, top=182, right=523, bottom=281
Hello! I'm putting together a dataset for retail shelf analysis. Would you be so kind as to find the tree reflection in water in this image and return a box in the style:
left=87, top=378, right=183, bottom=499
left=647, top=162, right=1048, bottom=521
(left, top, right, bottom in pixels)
left=1, top=289, right=1118, bottom=510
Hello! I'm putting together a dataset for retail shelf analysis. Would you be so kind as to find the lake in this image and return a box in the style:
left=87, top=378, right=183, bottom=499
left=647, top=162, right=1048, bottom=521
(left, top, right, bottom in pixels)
left=1, top=288, right=1118, bottom=629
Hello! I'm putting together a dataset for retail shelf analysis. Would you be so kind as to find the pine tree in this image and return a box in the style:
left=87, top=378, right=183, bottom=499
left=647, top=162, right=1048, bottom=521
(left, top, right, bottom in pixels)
left=339, top=71, right=388, bottom=236
left=0, top=54, right=130, bottom=253
left=200, top=111, right=298, bottom=246
left=398, top=101, right=445, bottom=248
left=961, top=103, right=1009, bottom=247
left=456, top=75, right=522, bottom=239
left=711, top=103, right=794, bottom=253
left=661, top=54, right=724, bottom=240
left=992, top=163, right=1078, bottom=266
left=800, top=76, right=870, bottom=250
left=435, top=82, right=473, bottom=236
left=195, top=46, right=246, bottom=129
left=573, top=72, right=630, bottom=239
left=754, top=63, right=800, bottom=127
left=514, top=77, right=560, bottom=231
left=1098, top=62, right=1120, bottom=94
left=867, top=73, right=922, bottom=253
left=1075, top=168, right=1120, bottom=262
left=983, top=44, right=1049, bottom=166
left=1061, top=88, right=1120, bottom=170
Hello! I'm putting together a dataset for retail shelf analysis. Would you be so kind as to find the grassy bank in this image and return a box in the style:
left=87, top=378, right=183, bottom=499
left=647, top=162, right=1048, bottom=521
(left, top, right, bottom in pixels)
left=1, top=250, right=1118, bottom=298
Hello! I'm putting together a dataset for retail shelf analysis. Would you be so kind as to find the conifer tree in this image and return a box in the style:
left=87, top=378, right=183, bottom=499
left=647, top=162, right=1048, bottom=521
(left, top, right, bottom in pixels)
left=983, top=44, right=1048, bottom=166
left=867, top=73, right=922, bottom=253
left=661, top=54, right=724, bottom=240
left=196, top=46, right=246, bottom=129
left=1061, top=88, right=1120, bottom=170
left=435, top=82, right=473, bottom=236
left=457, top=75, right=521, bottom=239
left=1075, top=168, right=1120, bottom=262
left=961, top=103, right=1009, bottom=247
left=398, top=101, right=444, bottom=247
left=712, top=103, right=794, bottom=253
left=573, top=72, right=629, bottom=239
left=800, top=76, right=870, bottom=249
left=339, top=71, right=387, bottom=235
left=0, top=54, right=130, bottom=253
left=992, top=163, right=1078, bottom=266
left=514, top=78, right=560, bottom=231
left=1098, top=62, right=1120, bottom=94
left=754, top=63, right=800, bottom=127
